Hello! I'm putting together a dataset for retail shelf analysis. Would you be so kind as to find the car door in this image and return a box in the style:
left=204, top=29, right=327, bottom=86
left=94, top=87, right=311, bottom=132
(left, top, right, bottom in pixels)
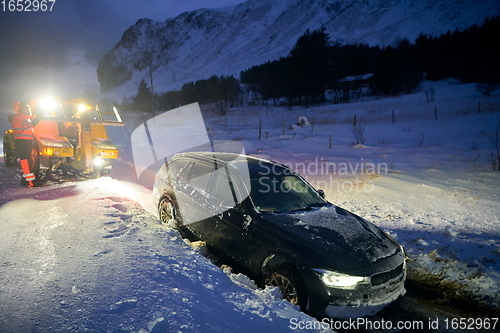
left=202, top=166, right=252, bottom=270
left=173, top=160, right=215, bottom=238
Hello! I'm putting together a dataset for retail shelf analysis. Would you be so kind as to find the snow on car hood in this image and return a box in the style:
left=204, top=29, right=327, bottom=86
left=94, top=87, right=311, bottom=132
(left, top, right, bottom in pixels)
left=263, top=205, right=399, bottom=271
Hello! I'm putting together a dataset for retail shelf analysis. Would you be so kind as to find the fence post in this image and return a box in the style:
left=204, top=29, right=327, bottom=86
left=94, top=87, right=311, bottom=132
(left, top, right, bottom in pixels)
left=258, top=119, right=262, bottom=140
left=392, top=110, right=395, bottom=124
left=329, top=135, right=332, bottom=149
left=434, top=107, right=438, bottom=120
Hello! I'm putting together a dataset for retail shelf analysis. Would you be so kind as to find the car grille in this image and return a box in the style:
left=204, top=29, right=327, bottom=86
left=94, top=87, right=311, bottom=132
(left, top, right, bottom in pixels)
left=370, top=263, right=404, bottom=287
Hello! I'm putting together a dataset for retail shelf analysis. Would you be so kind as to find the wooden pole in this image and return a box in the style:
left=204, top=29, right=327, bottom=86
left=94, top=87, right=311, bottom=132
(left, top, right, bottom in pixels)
left=149, top=56, right=154, bottom=114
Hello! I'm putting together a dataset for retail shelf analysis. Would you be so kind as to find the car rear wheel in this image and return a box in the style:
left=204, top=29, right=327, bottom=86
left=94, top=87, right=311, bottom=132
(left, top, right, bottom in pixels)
left=158, top=197, right=181, bottom=229
left=265, top=266, right=308, bottom=310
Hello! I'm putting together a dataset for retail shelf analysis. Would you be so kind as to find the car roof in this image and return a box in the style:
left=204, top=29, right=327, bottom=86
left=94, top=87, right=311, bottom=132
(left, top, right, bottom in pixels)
left=171, top=152, right=289, bottom=175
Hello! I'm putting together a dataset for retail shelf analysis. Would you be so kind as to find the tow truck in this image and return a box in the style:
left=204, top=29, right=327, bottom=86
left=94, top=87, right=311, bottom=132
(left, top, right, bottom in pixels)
left=3, top=98, right=124, bottom=178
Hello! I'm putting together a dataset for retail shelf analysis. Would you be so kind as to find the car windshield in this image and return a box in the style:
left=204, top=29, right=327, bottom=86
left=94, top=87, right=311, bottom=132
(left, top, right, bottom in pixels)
left=249, top=170, right=326, bottom=213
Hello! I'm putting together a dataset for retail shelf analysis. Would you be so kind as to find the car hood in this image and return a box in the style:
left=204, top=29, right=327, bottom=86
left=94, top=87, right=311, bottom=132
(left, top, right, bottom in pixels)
left=260, top=205, right=400, bottom=272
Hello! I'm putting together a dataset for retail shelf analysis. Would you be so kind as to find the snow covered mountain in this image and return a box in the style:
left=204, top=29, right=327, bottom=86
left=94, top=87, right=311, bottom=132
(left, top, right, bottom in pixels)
left=97, top=0, right=500, bottom=96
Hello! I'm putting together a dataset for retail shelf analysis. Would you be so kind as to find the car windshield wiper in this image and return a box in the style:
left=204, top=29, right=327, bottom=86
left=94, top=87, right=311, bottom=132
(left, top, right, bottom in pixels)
left=290, top=203, right=328, bottom=212
left=259, top=209, right=285, bottom=214
left=290, top=207, right=313, bottom=212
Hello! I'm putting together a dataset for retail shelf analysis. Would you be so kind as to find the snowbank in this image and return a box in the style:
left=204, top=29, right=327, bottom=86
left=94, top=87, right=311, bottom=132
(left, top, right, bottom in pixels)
left=0, top=177, right=331, bottom=332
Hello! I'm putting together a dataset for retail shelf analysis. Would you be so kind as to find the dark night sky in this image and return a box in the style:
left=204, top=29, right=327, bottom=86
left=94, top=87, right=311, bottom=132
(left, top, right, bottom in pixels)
left=0, top=0, right=245, bottom=107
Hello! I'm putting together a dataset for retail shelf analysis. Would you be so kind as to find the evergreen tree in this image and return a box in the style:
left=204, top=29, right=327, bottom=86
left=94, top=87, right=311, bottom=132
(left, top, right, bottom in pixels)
left=133, top=79, right=152, bottom=113
left=180, top=82, right=197, bottom=105
left=175, top=75, right=240, bottom=115
left=241, top=59, right=288, bottom=102
left=372, top=46, right=399, bottom=95
left=158, top=91, right=182, bottom=110
left=287, top=27, right=333, bottom=105
left=395, top=38, right=422, bottom=93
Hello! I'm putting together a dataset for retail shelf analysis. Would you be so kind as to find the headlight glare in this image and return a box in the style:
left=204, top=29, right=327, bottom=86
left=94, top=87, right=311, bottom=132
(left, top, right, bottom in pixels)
left=77, top=104, right=87, bottom=112
left=40, top=97, right=57, bottom=112
left=94, top=157, right=103, bottom=166
left=313, top=269, right=367, bottom=289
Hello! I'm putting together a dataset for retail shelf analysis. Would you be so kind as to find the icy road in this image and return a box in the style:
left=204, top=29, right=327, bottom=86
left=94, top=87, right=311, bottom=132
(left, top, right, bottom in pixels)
left=0, top=168, right=325, bottom=333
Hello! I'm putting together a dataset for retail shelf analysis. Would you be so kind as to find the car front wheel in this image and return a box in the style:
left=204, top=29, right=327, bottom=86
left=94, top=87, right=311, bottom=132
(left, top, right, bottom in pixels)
left=158, top=197, right=181, bottom=229
left=265, top=266, right=308, bottom=310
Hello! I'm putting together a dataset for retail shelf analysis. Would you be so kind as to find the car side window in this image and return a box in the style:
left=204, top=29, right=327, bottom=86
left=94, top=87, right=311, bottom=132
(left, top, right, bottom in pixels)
left=186, top=162, right=215, bottom=190
left=206, top=167, right=237, bottom=206
left=166, top=159, right=190, bottom=182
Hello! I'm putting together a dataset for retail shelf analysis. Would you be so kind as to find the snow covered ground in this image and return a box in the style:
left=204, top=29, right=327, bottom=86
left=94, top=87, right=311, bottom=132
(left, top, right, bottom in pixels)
left=202, top=81, right=500, bottom=310
left=198, top=80, right=500, bottom=309
left=0, top=172, right=327, bottom=332
left=0, top=80, right=499, bottom=332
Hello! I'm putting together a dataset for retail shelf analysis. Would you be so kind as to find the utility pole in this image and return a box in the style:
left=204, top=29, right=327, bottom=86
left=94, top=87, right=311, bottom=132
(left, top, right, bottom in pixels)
left=149, top=55, right=154, bottom=114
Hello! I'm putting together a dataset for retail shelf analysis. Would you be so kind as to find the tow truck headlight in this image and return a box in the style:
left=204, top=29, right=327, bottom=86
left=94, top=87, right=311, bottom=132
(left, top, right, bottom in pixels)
left=77, top=104, right=92, bottom=112
left=41, top=148, right=54, bottom=155
left=313, top=269, right=368, bottom=289
left=93, top=157, right=103, bottom=166
left=39, top=97, right=57, bottom=113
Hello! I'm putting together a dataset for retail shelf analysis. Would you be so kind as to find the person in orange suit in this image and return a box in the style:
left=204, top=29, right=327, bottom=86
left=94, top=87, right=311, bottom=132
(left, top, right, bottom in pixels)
left=11, top=102, right=40, bottom=186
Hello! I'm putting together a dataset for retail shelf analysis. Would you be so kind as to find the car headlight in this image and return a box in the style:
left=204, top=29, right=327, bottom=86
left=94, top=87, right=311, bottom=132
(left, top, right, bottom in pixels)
left=313, top=269, right=368, bottom=289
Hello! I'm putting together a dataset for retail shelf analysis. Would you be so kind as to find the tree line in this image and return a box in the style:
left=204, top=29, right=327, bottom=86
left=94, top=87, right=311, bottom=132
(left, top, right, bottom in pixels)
left=132, top=16, right=500, bottom=112
left=241, top=16, right=500, bottom=105
left=132, top=75, right=240, bottom=115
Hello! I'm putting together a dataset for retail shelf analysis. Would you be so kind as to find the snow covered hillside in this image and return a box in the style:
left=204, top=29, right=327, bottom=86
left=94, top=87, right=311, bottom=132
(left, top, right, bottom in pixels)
left=0, top=79, right=499, bottom=332
left=97, top=0, right=500, bottom=96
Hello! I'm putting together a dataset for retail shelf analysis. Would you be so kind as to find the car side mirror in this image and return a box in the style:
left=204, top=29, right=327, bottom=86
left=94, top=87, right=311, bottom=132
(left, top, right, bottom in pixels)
left=8, top=115, right=13, bottom=123
left=317, top=189, right=326, bottom=199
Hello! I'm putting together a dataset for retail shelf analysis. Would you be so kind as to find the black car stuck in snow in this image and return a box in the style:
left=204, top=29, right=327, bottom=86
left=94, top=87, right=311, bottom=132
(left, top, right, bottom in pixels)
left=153, top=152, right=406, bottom=318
